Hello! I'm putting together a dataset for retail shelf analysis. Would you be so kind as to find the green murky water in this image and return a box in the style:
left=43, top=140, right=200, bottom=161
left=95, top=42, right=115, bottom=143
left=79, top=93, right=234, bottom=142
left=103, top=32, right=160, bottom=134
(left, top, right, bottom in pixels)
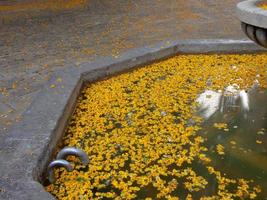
left=199, top=88, right=267, bottom=199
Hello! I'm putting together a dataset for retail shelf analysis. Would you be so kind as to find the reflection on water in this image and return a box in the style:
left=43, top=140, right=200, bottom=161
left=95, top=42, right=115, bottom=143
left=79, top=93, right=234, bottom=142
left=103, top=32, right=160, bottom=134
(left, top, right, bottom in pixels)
left=198, top=88, right=267, bottom=199
left=197, top=83, right=256, bottom=120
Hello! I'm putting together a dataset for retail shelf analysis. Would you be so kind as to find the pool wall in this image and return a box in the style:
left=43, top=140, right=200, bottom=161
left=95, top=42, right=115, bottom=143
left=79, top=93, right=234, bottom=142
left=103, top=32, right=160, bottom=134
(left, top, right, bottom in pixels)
left=0, top=39, right=265, bottom=199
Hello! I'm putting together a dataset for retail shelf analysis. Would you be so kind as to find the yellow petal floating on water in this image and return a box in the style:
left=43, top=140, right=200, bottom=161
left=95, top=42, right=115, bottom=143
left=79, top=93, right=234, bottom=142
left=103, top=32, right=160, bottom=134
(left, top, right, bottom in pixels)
left=216, top=144, right=225, bottom=155
left=230, top=140, right=236, bottom=145
left=257, top=130, right=265, bottom=135
left=256, top=140, right=263, bottom=144
left=213, top=123, right=228, bottom=130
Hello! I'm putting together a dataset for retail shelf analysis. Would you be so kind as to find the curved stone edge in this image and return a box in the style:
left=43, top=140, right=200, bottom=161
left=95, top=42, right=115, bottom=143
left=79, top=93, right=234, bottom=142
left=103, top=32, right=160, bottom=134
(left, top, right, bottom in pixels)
left=236, top=0, right=267, bottom=29
left=0, top=39, right=266, bottom=200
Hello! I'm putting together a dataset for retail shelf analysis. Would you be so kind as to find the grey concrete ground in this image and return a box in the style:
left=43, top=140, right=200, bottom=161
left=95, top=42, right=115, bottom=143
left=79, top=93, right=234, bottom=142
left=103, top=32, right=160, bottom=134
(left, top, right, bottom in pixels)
left=0, top=0, right=249, bottom=135
left=0, top=0, right=266, bottom=199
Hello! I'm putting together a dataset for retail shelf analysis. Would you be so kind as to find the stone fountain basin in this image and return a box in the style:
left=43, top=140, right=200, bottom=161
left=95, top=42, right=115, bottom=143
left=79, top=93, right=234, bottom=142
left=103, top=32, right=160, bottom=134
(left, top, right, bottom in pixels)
left=237, top=0, right=267, bottom=29
left=236, top=0, right=267, bottom=47
left=0, top=39, right=265, bottom=200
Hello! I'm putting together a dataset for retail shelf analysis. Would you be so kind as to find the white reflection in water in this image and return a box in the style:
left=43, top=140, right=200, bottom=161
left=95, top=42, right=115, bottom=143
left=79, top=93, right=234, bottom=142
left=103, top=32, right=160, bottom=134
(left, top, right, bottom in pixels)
left=239, top=90, right=249, bottom=112
left=196, top=90, right=222, bottom=119
left=197, top=84, right=251, bottom=120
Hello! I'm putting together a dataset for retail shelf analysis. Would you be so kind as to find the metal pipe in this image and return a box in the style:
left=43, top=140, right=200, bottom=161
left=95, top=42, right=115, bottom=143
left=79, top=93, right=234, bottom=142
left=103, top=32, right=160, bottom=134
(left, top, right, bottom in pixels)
left=47, top=159, right=73, bottom=183
left=56, top=147, right=89, bottom=165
